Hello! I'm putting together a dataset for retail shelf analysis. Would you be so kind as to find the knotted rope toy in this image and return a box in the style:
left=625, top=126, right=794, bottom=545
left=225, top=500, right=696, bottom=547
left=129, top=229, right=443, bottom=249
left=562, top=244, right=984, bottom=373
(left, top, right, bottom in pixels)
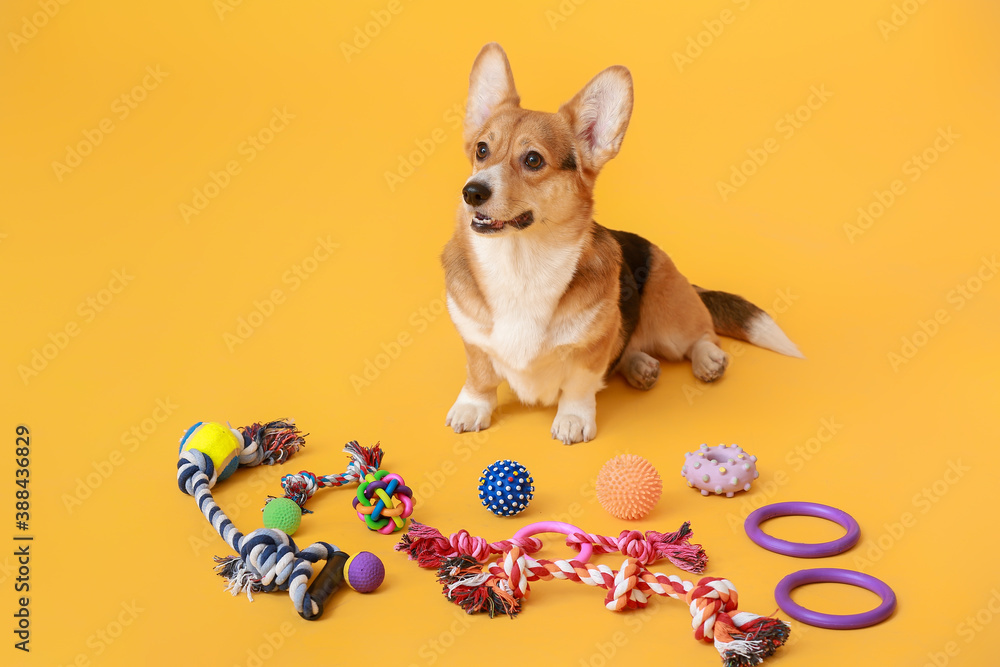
left=176, top=420, right=384, bottom=620
left=398, top=521, right=790, bottom=666
left=269, top=441, right=415, bottom=534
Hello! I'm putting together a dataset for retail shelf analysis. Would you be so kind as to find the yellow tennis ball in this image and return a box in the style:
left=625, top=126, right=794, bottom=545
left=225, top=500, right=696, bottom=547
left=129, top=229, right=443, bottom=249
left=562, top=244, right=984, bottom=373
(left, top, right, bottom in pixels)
left=179, top=422, right=242, bottom=482
left=596, top=454, right=662, bottom=521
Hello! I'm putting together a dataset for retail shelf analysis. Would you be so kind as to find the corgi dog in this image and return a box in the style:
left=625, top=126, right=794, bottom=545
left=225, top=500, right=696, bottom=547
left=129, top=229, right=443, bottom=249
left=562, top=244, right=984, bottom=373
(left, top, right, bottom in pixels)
left=442, top=43, right=802, bottom=444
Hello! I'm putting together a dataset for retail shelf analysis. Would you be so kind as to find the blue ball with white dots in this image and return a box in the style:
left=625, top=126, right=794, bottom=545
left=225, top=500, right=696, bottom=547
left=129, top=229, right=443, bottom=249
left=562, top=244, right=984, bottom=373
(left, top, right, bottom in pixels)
left=478, top=459, right=534, bottom=517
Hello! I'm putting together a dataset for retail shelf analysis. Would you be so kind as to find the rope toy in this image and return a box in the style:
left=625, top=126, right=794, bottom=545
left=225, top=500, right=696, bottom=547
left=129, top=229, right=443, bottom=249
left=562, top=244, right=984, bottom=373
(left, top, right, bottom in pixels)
left=176, top=419, right=384, bottom=619
left=269, top=441, right=415, bottom=534
left=395, top=520, right=707, bottom=572
left=398, top=521, right=790, bottom=666
left=682, top=444, right=759, bottom=497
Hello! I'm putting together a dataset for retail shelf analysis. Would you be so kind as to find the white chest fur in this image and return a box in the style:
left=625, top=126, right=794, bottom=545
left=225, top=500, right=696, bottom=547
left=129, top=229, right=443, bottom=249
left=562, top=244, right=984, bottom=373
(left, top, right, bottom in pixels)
left=447, top=232, right=597, bottom=404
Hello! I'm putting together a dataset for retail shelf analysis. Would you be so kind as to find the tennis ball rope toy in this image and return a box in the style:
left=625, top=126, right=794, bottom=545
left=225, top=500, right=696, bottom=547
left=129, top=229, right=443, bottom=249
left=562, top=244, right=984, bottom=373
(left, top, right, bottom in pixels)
left=176, top=419, right=384, bottom=619
left=270, top=441, right=415, bottom=534
left=397, top=521, right=789, bottom=666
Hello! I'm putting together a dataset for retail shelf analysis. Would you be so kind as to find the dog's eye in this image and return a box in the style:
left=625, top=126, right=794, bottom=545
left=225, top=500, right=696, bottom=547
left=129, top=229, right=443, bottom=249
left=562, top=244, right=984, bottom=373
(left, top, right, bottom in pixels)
left=524, top=151, right=544, bottom=170
left=476, top=142, right=489, bottom=160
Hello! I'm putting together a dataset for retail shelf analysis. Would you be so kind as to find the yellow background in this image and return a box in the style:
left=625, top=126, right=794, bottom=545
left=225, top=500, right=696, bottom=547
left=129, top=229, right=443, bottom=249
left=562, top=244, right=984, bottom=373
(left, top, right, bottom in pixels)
left=2, top=0, right=998, bottom=665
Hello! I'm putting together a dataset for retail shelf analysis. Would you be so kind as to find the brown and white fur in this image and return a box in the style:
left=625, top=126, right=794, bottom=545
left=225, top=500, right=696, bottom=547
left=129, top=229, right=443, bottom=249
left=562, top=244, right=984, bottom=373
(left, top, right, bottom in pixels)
left=442, top=43, right=802, bottom=444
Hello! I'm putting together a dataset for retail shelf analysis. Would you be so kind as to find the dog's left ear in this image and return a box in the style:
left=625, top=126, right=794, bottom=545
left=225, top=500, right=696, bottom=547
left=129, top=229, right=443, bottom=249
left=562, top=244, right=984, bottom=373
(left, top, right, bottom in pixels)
left=559, top=66, right=633, bottom=172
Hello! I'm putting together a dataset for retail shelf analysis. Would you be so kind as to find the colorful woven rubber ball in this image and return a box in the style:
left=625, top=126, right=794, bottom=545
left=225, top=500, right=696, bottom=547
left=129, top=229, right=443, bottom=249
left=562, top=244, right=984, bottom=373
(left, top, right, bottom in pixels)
left=478, top=459, right=534, bottom=516
left=595, top=454, right=662, bottom=520
left=262, top=497, right=302, bottom=535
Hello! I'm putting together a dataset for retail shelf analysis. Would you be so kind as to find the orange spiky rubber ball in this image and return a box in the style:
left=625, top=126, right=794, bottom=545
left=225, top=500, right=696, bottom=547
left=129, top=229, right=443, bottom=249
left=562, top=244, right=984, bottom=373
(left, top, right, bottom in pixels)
left=596, top=454, right=662, bottom=520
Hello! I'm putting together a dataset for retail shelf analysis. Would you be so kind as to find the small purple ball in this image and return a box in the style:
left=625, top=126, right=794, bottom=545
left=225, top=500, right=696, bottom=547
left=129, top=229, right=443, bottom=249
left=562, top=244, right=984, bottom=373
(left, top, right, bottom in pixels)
left=345, top=551, right=385, bottom=593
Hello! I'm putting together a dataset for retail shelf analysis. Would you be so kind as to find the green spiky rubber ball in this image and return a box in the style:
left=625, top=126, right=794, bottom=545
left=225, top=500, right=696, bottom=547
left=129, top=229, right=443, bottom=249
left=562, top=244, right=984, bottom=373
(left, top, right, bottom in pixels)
left=263, top=497, right=302, bottom=535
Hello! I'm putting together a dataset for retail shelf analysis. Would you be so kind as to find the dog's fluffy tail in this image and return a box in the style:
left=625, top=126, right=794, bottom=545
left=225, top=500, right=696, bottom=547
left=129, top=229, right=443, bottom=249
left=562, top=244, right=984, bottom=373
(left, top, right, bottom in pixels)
left=695, top=287, right=804, bottom=359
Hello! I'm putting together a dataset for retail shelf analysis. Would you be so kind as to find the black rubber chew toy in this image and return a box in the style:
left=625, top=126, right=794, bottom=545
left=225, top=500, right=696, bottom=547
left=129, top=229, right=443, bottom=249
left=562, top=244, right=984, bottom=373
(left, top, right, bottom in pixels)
left=302, top=551, right=351, bottom=620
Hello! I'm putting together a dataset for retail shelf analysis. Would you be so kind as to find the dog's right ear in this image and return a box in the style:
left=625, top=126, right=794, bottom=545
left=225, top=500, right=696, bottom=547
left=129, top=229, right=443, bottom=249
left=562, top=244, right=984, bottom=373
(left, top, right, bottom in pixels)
left=464, top=43, right=520, bottom=147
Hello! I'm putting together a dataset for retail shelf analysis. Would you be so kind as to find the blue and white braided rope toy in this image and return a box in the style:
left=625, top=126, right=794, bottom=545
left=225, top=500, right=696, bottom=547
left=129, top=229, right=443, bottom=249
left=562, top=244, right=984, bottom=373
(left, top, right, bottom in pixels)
left=176, top=419, right=384, bottom=620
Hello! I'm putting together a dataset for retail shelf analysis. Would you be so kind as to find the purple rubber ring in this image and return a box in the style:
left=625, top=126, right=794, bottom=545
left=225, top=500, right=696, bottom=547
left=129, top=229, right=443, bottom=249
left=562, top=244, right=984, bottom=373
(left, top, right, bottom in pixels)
left=744, top=501, right=861, bottom=557
left=775, top=568, right=897, bottom=629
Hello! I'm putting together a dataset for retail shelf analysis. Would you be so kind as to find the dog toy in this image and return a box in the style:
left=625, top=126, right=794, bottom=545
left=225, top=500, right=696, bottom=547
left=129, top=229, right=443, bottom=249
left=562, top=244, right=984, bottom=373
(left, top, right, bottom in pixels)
left=353, top=469, right=415, bottom=534
left=478, top=459, right=534, bottom=516
left=396, top=520, right=706, bottom=572
left=745, top=501, right=897, bottom=629
left=176, top=419, right=383, bottom=619
left=178, top=421, right=245, bottom=483
left=774, top=568, right=896, bottom=629
left=262, top=497, right=303, bottom=535
left=596, top=454, right=662, bottom=520
left=744, top=501, right=861, bottom=558
left=682, top=444, right=758, bottom=497
left=269, top=441, right=414, bottom=534
left=398, top=521, right=789, bottom=666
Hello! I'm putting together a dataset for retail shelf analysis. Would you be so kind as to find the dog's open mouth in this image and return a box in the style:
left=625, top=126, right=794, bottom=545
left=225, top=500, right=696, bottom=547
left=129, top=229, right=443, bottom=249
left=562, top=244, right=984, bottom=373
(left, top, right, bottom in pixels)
left=471, top=211, right=534, bottom=233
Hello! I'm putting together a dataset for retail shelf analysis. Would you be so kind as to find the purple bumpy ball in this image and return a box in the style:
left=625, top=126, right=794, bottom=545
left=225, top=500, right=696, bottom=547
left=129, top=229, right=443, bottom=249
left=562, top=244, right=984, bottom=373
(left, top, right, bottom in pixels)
left=345, top=551, right=385, bottom=594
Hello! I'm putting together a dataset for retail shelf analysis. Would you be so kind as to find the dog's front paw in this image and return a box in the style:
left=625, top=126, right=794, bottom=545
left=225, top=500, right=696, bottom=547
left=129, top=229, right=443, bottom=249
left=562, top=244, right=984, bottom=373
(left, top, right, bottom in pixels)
left=446, top=400, right=493, bottom=433
left=551, top=413, right=596, bottom=445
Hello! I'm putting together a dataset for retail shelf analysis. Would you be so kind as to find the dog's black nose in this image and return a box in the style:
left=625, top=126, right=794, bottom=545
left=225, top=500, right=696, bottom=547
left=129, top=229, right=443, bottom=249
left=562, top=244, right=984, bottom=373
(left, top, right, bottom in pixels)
left=462, top=182, right=492, bottom=206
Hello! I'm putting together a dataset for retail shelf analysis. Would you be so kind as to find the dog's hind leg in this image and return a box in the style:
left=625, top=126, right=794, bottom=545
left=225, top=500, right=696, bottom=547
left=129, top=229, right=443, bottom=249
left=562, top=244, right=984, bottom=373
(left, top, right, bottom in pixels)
left=617, top=349, right=661, bottom=390
left=625, top=246, right=730, bottom=382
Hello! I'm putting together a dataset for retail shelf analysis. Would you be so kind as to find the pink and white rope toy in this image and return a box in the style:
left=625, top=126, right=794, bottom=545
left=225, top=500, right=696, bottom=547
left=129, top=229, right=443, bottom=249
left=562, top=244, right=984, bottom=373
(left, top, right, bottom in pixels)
left=397, top=520, right=790, bottom=667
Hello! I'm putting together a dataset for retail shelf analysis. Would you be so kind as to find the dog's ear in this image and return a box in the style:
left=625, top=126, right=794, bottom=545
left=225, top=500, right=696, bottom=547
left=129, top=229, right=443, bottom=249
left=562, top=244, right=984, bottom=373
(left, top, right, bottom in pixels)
left=559, top=66, right=633, bottom=172
left=464, top=43, right=520, bottom=147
